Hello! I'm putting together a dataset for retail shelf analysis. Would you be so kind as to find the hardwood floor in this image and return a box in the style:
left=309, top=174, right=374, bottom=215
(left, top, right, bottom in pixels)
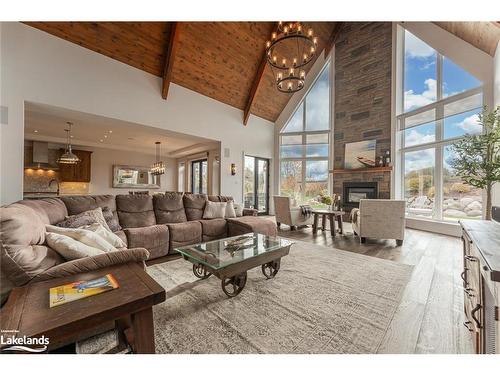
left=275, top=221, right=474, bottom=354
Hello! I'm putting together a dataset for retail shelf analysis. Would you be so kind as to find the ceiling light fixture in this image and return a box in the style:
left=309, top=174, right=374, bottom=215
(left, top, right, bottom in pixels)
left=151, top=141, right=165, bottom=176
left=265, top=22, right=317, bottom=93
left=57, top=122, right=80, bottom=165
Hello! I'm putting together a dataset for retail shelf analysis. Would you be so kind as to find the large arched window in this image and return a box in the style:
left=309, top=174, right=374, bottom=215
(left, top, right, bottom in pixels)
left=397, top=28, right=483, bottom=222
left=279, top=63, right=331, bottom=206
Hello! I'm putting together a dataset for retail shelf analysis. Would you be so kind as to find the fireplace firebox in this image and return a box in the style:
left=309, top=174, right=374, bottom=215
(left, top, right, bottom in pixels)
left=342, top=182, right=378, bottom=211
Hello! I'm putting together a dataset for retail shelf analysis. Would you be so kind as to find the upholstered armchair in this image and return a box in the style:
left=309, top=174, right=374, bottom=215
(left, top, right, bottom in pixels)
left=351, top=199, right=406, bottom=245
left=273, top=196, right=313, bottom=230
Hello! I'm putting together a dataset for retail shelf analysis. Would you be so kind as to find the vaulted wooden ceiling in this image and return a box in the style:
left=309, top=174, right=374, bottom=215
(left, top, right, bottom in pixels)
left=24, top=22, right=339, bottom=124
left=23, top=22, right=500, bottom=125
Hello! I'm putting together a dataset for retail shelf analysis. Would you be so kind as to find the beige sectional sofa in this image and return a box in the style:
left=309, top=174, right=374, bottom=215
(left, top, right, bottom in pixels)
left=0, top=193, right=276, bottom=305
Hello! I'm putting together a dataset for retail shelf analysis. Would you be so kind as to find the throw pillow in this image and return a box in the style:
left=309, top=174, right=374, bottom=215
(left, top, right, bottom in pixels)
left=102, top=207, right=122, bottom=232
left=233, top=203, right=243, bottom=217
left=56, top=215, right=97, bottom=229
left=64, top=207, right=112, bottom=232
left=225, top=201, right=236, bottom=218
left=46, top=225, right=117, bottom=253
left=79, top=223, right=127, bottom=249
left=45, top=232, right=105, bottom=261
left=202, top=201, right=227, bottom=219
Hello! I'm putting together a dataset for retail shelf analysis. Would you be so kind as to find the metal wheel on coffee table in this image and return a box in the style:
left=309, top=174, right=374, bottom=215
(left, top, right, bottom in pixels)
left=261, top=259, right=280, bottom=279
left=193, top=264, right=212, bottom=279
left=221, top=272, right=247, bottom=298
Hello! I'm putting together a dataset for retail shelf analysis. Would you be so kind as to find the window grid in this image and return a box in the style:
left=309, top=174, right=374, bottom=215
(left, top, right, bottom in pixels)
left=398, top=29, right=483, bottom=222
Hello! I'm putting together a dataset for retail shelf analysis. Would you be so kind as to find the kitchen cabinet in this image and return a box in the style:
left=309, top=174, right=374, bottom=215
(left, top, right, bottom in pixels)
left=58, top=149, right=92, bottom=182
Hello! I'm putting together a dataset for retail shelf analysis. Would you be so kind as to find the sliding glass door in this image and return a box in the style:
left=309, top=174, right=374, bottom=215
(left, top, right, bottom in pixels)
left=244, top=156, right=269, bottom=215
left=191, top=159, right=208, bottom=194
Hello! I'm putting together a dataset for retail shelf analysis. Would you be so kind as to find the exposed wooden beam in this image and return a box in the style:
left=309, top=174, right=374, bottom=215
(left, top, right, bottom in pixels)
left=243, top=23, right=280, bottom=126
left=162, top=22, right=180, bottom=100
left=324, top=22, right=344, bottom=57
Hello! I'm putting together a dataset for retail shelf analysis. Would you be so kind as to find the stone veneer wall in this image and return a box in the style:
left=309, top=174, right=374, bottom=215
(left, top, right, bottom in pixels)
left=333, top=22, right=392, bottom=200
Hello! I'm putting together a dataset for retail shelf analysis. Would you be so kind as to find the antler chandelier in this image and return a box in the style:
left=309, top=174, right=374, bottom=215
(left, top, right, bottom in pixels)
left=266, top=21, right=317, bottom=93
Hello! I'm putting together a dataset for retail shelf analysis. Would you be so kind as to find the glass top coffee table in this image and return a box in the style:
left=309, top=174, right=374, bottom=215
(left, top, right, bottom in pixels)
left=175, top=233, right=294, bottom=298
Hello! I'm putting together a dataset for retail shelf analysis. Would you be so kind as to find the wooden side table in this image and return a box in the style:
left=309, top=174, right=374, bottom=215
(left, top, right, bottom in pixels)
left=312, top=209, right=344, bottom=238
left=0, top=262, right=165, bottom=354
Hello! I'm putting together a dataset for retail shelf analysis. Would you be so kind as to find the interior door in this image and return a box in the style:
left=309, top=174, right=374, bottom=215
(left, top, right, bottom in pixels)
left=244, top=156, right=269, bottom=215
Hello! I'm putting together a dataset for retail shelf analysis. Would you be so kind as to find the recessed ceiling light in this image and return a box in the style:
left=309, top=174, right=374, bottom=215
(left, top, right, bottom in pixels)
left=104, top=135, right=108, bottom=138
left=100, top=139, right=103, bottom=142
left=70, top=135, right=74, bottom=138
left=109, top=130, right=113, bottom=133
left=34, top=130, right=38, bottom=133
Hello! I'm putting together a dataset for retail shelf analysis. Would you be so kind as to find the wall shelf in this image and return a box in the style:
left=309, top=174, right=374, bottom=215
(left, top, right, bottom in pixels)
left=329, top=166, right=392, bottom=174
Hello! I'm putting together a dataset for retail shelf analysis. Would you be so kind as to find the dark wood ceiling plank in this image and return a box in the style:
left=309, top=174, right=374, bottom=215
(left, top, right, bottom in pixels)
left=243, top=23, right=280, bottom=125
left=162, top=22, right=180, bottom=100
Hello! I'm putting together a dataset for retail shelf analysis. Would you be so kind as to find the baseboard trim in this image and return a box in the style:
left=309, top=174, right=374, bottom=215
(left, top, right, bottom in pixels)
left=405, top=217, right=461, bottom=237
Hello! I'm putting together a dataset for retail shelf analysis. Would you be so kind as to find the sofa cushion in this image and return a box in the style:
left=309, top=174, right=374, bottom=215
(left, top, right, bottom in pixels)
left=46, top=225, right=118, bottom=253
left=153, top=192, right=187, bottom=224
left=227, top=216, right=277, bottom=237
left=207, top=195, right=220, bottom=202
left=167, top=221, right=202, bottom=250
left=219, top=195, right=234, bottom=202
left=183, top=194, right=207, bottom=221
left=45, top=232, right=107, bottom=261
left=59, top=207, right=111, bottom=231
left=32, top=248, right=150, bottom=283
left=102, top=207, right=122, bottom=232
left=199, top=219, right=228, bottom=242
left=60, top=195, right=116, bottom=216
left=56, top=215, right=97, bottom=229
left=114, top=230, right=128, bottom=248
left=0, top=202, right=64, bottom=290
left=233, top=203, right=244, bottom=217
left=203, top=201, right=227, bottom=219
left=225, top=201, right=236, bottom=218
left=18, top=198, right=68, bottom=225
left=116, top=195, right=156, bottom=229
left=61, top=195, right=120, bottom=231
left=124, top=225, right=169, bottom=259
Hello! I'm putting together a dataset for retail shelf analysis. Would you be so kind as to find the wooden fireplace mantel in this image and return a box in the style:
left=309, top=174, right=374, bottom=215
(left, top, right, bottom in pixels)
left=329, top=166, right=392, bottom=174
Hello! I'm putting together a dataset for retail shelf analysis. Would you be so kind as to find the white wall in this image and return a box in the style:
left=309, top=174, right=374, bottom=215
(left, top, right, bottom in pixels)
left=0, top=22, right=274, bottom=205
left=85, top=146, right=176, bottom=195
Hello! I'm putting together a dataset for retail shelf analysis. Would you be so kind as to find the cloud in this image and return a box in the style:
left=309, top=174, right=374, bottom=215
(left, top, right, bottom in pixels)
left=455, top=114, right=482, bottom=135
left=405, top=129, right=435, bottom=147
left=404, top=78, right=437, bottom=111
left=405, top=32, right=435, bottom=59
left=405, top=148, right=434, bottom=174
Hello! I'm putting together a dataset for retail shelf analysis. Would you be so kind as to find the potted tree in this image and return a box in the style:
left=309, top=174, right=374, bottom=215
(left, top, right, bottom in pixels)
left=450, top=106, right=500, bottom=220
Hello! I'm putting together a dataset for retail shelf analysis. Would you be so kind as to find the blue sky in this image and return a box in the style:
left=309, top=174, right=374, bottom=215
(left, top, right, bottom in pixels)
left=404, top=30, right=481, bottom=112
left=403, top=31, right=483, bottom=152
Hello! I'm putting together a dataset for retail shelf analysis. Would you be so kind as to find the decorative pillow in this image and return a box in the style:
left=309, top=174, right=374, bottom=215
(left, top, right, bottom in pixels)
left=225, top=201, right=236, bottom=218
left=56, top=215, right=97, bottom=229
left=233, top=203, right=244, bottom=217
left=202, top=201, right=227, bottom=219
left=102, top=207, right=122, bottom=232
left=63, top=207, right=111, bottom=232
left=79, top=223, right=127, bottom=249
left=45, top=232, right=105, bottom=261
left=46, top=225, right=117, bottom=253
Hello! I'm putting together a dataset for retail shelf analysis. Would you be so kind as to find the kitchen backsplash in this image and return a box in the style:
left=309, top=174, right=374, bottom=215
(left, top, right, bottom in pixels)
left=24, top=169, right=89, bottom=195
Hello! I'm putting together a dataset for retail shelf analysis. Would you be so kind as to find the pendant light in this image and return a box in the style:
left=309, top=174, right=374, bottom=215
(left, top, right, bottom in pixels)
left=151, top=141, right=165, bottom=176
left=57, top=122, right=80, bottom=165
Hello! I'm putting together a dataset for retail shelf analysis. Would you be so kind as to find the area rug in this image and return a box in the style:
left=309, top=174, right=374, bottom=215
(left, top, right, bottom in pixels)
left=77, top=240, right=413, bottom=354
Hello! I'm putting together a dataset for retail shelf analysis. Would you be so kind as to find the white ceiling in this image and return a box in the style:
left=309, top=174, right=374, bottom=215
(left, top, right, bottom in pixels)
left=24, top=102, right=219, bottom=157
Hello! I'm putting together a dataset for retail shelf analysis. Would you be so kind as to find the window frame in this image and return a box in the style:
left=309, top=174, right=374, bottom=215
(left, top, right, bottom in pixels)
left=279, top=61, right=332, bottom=204
left=397, top=28, right=483, bottom=222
